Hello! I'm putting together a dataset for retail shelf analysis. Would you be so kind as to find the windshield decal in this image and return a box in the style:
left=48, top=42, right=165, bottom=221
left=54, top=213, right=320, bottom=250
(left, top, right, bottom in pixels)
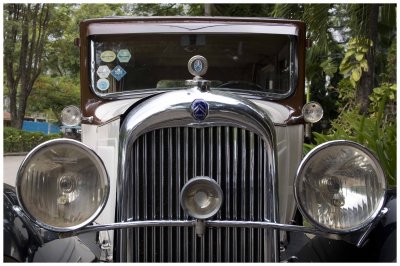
left=111, top=65, right=127, bottom=81
left=100, top=50, right=116, bottom=62
left=117, top=49, right=132, bottom=63
left=97, top=78, right=110, bottom=91
left=97, top=65, right=111, bottom=79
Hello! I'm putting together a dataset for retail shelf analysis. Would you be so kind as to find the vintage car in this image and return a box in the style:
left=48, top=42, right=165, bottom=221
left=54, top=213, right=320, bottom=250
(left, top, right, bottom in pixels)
left=3, top=16, right=396, bottom=262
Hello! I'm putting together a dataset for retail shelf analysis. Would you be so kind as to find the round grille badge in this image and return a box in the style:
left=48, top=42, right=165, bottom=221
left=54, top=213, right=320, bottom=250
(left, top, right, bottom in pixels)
left=188, top=55, right=208, bottom=77
left=191, top=99, right=209, bottom=121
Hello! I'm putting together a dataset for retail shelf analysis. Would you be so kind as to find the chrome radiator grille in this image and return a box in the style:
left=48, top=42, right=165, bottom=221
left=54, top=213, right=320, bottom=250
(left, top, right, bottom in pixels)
left=120, top=126, right=272, bottom=262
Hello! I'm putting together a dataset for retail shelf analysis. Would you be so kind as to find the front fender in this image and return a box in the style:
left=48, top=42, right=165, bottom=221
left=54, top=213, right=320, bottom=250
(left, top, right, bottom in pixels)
left=286, top=189, right=396, bottom=262
left=3, top=183, right=42, bottom=262
left=3, top=183, right=97, bottom=262
left=364, top=188, right=396, bottom=262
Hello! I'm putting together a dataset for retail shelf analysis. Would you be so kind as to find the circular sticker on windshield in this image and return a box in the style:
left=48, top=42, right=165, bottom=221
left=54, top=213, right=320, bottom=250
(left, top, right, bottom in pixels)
left=97, top=78, right=110, bottom=91
left=100, top=51, right=116, bottom=62
left=96, top=65, right=111, bottom=78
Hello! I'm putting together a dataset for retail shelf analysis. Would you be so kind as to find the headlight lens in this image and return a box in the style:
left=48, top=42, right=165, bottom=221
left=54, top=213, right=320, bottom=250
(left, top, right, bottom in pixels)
left=302, top=101, right=323, bottom=123
left=16, top=139, right=109, bottom=232
left=61, top=105, right=81, bottom=126
left=180, top=177, right=223, bottom=219
left=295, top=140, right=386, bottom=232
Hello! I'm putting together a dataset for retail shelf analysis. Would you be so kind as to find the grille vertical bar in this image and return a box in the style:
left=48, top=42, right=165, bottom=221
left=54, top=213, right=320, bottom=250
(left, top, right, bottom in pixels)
left=134, top=141, right=139, bottom=261
left=191, top=128, right=197, bottom=261
left=216, top=126, right=222, bottom=263
left=151, top=131, right=157, bottom=261
left=143, top=134, right=148, bottom=262
left=159, top=130, right=164, bottom=261
left=183, top=127, right=189, bottom=262
left=249, top=132, right=255, bottom=262
left=208, top=127, right=214, bottom=262
left=232, top=127, right=238, bottom=262
left=241, top=128, right=247, bottom=262
left=224, top=127, right=231, bottom=261
left=167, top=128, right=173, bottom=262
left=175, top=128, right=181, bottom=261
left=125, top=126, right=271, bottom=262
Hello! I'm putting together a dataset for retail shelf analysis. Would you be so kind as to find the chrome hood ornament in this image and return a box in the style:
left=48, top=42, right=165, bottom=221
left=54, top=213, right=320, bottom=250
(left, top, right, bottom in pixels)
left=188, top=55, right=208, bottom=78
left=186, top=55, right=211, bottom=92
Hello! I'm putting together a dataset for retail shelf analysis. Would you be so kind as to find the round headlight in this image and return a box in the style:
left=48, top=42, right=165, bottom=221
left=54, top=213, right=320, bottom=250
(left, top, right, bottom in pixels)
left=180, top=177, right=223, bottom=219
left=61, top=105, right=81, bottom=126
left=16, top=139, right=109, bottom=232
left=294, top=140, right=386, bottom=232
left=302, top=102, right=323, bottom=123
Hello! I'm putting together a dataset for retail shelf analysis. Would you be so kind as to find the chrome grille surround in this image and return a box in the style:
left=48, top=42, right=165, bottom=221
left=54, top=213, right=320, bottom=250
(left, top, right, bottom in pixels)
left=116, top=88, right=278, bottom=262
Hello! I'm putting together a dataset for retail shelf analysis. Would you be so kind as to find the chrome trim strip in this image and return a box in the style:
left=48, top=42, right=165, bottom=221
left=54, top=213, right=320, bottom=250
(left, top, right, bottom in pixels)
left=64, top=219, right=351, bottom=238
left=88, top=22, right=299, bottom=36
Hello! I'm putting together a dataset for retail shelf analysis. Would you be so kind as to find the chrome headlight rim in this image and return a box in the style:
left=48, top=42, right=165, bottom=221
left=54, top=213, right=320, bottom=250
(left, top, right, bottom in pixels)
left=180, top=176, right=223, bottom=220
left=294, top=140, right=387, bottom=233
left=16, top=138, right=110, bottom=232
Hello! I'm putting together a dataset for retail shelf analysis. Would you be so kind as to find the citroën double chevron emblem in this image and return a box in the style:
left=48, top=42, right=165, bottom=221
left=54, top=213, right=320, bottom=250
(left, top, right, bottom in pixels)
left=191, top=99, right=209, bottom=121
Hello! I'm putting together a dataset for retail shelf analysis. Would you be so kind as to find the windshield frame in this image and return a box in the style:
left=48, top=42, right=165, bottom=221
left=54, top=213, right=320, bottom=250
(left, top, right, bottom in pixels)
left=86, top=21, right=300, bottom=101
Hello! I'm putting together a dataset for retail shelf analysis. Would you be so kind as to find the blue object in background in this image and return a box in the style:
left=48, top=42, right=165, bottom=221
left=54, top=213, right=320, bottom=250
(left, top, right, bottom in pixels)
left=22, top=120, right=60, bottom=135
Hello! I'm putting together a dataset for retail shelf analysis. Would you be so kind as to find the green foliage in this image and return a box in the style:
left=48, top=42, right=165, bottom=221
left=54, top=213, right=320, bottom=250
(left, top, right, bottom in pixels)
left=369, top=83, right=396, bottom=111
left=339, top=37, right=372, bottom=88
left=45, top=5, right=80, bottom=77
left=335, top=78, right=356, bottom=109
left=378, top=37, right=396, bottom=83
left=320, top=57, right=338, bottom=78
left=213, top=4, right=273, bottom=17
left=27, top=76, right=80, bottom=122
left=128, top=4, right=187, bottom=16
left=4, top=127, right=62, bottom=153
left=73, top=4, right=125, bottom=20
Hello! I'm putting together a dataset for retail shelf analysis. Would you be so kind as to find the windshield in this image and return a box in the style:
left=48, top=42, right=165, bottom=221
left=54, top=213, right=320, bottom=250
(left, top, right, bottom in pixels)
left=90, top=33, right=296, bottom=98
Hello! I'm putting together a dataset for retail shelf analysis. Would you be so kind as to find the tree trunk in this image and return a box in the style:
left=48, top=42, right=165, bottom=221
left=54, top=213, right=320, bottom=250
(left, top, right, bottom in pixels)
left=357, top=4, right=378, bottom=114
left=4, top=4, right=51, bottom=129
